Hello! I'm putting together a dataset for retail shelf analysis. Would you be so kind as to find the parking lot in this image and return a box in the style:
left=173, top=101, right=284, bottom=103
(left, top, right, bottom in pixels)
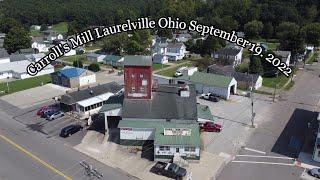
left=198, top=94, right=274, bottom=155
left=11, top=102, right=88, bottom=146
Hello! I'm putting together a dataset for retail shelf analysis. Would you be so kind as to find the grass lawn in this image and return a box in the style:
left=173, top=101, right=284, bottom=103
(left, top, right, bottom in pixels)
left=156, top=62, right=194, bottom=77
left=30, top=29, right=41, bottom=36
left=52, top=22, right=68, bottom=34
left=306, top=52, right=317, bottom=64
left=266, top=42, right=280, bottom=51
left=0, top=74, right=51, bottom=95
left=262, top=75, right=290, bottom=88
left=62, top=54, right=86, bottom=63
left=152, top=64, right=169, bottom=71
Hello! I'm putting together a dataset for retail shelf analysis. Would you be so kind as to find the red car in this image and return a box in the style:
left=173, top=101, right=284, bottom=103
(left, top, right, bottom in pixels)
left=37, top=106, right=47, bottom=116
left=200, top=122, right=222, bottom=132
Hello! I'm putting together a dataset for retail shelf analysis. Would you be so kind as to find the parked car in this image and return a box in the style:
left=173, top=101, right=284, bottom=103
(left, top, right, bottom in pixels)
left=200, top=122, right=222, bottom=132
left=150, top=162, right=187, bottom=180
left=42, top=108, right=59, bottom=118
left=174, top=66, right=187, bottom=77
left=47, top=111, right=64, bottom=120
left=37, top=106, right=47, bottom=116
left=201, top=93, right=220, bottom=102
left=59, top=124, right=83, bottom=138
left=308, top=168, right=320, bottom=178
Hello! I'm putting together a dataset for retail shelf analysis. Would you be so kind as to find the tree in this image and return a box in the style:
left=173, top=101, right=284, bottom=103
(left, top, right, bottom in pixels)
left=0, top=18, right=20, bottom=33
left=201, top=36, right=224, bottom=56
left=244, top=20, right=263, bottom=39
left=73, top=60, right=83, bottom=68
left=40, top=24, right=48, bottom=31
left=262, top=22, right=274, bottom=40
left=126, top=40, right=142, bottom=55
left=156, top=29, right=173, bottom=39
left=249, top=55, right=263, bottom=74
left=276, top=22, right=305, bottom=55
left=302, top=23, right=320, bottom=47
left=67, top=20, right=86, bottom=35
left=102, top=32, right=129, bottom=55
left=4, top=26, right=31, bottom=54
left=88, top=63, right=100, bottom=72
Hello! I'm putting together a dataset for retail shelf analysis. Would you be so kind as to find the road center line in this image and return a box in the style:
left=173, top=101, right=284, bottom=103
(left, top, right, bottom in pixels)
left=0, top=134, right=72, bottom=180
left=236, top=154, right=295, bottom=160
left=244, top=147, right=266, bottom=154
left=232, top=160, right=295, bottom=166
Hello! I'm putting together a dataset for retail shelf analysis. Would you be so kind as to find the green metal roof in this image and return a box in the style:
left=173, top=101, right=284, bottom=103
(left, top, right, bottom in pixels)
left=104, top=55, right=123, bottom=62
left=118, top=120, right=200, bottom=146
left=178, top=71, right=233, bottom=88
left=99, top=94, right=124, bottom=113
left=197, top=104, right=213, bottom=121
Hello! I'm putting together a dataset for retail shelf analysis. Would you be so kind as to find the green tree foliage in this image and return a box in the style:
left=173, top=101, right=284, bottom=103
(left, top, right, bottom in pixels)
left=0, top=18, right=20, bottom=33
left=40, top=24, right=48, bottom=31
left=262, top=22, right=274, bottom=40
left=157, top=29, right=173, bottom=39
left=302, top=23, right=320, bottom=47
left=276, top=22, right=305, bottom=55
left=4, top=26, right=31, bottom=54
left=73, top=60, right=83, bottom=68
left=244, top=20, right=263, bottom=39
left=88, top=63, right=100, bottom=72
left=249, top=55, right=263, bottom=74
left=102, top=32, right=129, bottom=55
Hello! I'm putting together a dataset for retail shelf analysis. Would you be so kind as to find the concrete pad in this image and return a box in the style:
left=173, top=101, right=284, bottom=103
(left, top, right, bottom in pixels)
left=0, top=84, right=69, bottom=109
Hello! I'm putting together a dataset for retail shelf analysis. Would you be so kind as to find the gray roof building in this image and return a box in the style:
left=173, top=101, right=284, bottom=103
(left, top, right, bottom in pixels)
left=124, top=55, right=152, bottom=67
left=0, top=49, right=9, bottom=58
left=215, top=48, right=242, bottom=56
left=60, top=82, right=123, bottom=105
left=10, top=54, right=27, bottom=62
left=122, top=84, right=197, bottom=121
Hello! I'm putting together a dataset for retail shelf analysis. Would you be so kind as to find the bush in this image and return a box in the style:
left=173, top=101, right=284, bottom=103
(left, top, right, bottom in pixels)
left=88, top=63, right=100, bottom=72
left=73, top=60, right=83, bottom=68
left=235, top=63, right=249, bottom=73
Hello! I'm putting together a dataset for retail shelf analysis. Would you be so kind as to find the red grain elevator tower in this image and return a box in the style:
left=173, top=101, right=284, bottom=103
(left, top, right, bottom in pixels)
left=124, top=56, right=152, bottom=99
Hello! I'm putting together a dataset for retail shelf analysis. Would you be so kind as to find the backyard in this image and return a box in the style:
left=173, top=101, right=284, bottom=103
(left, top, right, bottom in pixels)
left=52, top=22, right=68, bottom=34
left=152, top=63, right=169, bottom=71
left=156, top=62, right=194, bottom=77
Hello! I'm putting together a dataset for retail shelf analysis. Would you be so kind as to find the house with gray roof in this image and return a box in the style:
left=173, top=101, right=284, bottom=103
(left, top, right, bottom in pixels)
left=152, top=42, right=186, bottom=61
left=86, top=53, right=106, bottom=63
left=153, top=54, right=168, bottom=64
left=212, top=47, right=243, bottom=68
left=177, top=71, right=237, bottom=100
left=274, top=51, right=291, bottom=66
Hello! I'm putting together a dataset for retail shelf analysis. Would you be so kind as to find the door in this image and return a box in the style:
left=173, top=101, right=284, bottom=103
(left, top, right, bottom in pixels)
left=176, top=148, right=180, bottom=153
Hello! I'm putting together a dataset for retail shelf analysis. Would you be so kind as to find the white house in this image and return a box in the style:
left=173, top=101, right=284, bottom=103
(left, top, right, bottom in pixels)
left=31, top=25, right=41, bottom=30
left=64, top=49, right=77, bottom=57
left=177, top=71, right=237, bottom=100
left=87, top=53, right=106, bottom=62
left=212, top=48, right=243, bottom=68
left=182, top=67, right=198, bottom=77
left=153, top=54, right=168, bottom=64
left=166, top=43, right=186, bottom=61
left=274, top=51, right=291, bottom=66
left=173, top=33, right=192, bottom=43
left=0, top=49, right=10, bottom=64
left=31, top=41, right=49, bottom=53
left=0, top=60, right=54, bottom=80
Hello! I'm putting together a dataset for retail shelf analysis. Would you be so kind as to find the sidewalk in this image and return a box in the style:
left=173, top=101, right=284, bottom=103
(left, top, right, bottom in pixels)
left=74, top=131, right=229, bottom=180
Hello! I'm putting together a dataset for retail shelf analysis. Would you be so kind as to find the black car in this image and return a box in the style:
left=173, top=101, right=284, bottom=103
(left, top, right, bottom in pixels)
left=60, top=124, right=83, bottom=138
left=150, top=162, right=187, bottom=180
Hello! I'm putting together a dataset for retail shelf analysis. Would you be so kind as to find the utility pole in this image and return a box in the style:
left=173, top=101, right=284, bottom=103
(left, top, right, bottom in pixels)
left=80, top=161, right=103, bottom=180
left=6, top=76, right=9, bottom=93
left=250, top=74, right=255, bottom=128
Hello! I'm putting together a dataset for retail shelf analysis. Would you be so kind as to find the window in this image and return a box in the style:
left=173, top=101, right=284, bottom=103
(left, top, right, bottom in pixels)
left=142, top=80, right=147, bottom=86
left=140, top=87, right=145, bottom=92
left=131, top=87, right=135, bottom=92
left=140, top=74, right=144, bottom=78
left=131, top=74, right=135, bottom=78
left=185, top=147, right=196, bottom=152
left=159, top=146, right=170, bottom=151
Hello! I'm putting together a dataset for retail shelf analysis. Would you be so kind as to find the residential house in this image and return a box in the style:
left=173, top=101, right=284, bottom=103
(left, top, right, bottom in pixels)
left=166, top=43, right=186, bottom=61
left=0, top=49, right=10, bottom=64
left=31, top=37, right=49, bottom=53
left=173, top=33, right=192, bottom=42
left=0, top=60, right=54, bottom=80
left=87, top=53, right=106, bottom=63
left=103, top=55, right=124, bottom=67
left=26, top=53, right=46, bottom=62
left=0, top=39, right=4, bottom=48
left=177, top=71, right=237, bottom=100
left=18, top=48, right=37, bottom=55
left=43, top=30, right=63, bottom=41
left=152, top=74, right=175, bottom=85
left=207, top=65, right=263, bottom=90
left=212, top=48, right=243, bottom=68
left=274, top=51, right=291, bottom=66
left=31, top=25, right=41, bottom=30
left=153, top=54, right=168, bottom=64
left=51, top=66, right=96, bottom=88
left=59, top=82, right=123, bottom=114
left=10, top=54, right=28, bottom=62
left=0, top=33, right=6, bottom=39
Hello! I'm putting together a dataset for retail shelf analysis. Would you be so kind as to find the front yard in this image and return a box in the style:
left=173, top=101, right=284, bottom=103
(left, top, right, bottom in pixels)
left=0, top=74, right=51, bottom=95
left=152, top=64, right=169, bottom=71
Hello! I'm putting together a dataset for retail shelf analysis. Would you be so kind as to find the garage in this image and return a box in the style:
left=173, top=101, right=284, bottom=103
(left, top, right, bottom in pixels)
left=177, top=71, right=237, bottom=100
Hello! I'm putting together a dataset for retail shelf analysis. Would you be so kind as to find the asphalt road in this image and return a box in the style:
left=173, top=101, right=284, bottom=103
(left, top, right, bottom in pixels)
left=0, top=109, right=135, bottom=180
left=217, top=63, right=320, bottom=180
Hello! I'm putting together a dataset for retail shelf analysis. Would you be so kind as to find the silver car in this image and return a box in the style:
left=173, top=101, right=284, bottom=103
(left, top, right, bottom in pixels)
left=308, top=168, right=320, bottom=178
left=48, top=111, right=64, bottom=120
